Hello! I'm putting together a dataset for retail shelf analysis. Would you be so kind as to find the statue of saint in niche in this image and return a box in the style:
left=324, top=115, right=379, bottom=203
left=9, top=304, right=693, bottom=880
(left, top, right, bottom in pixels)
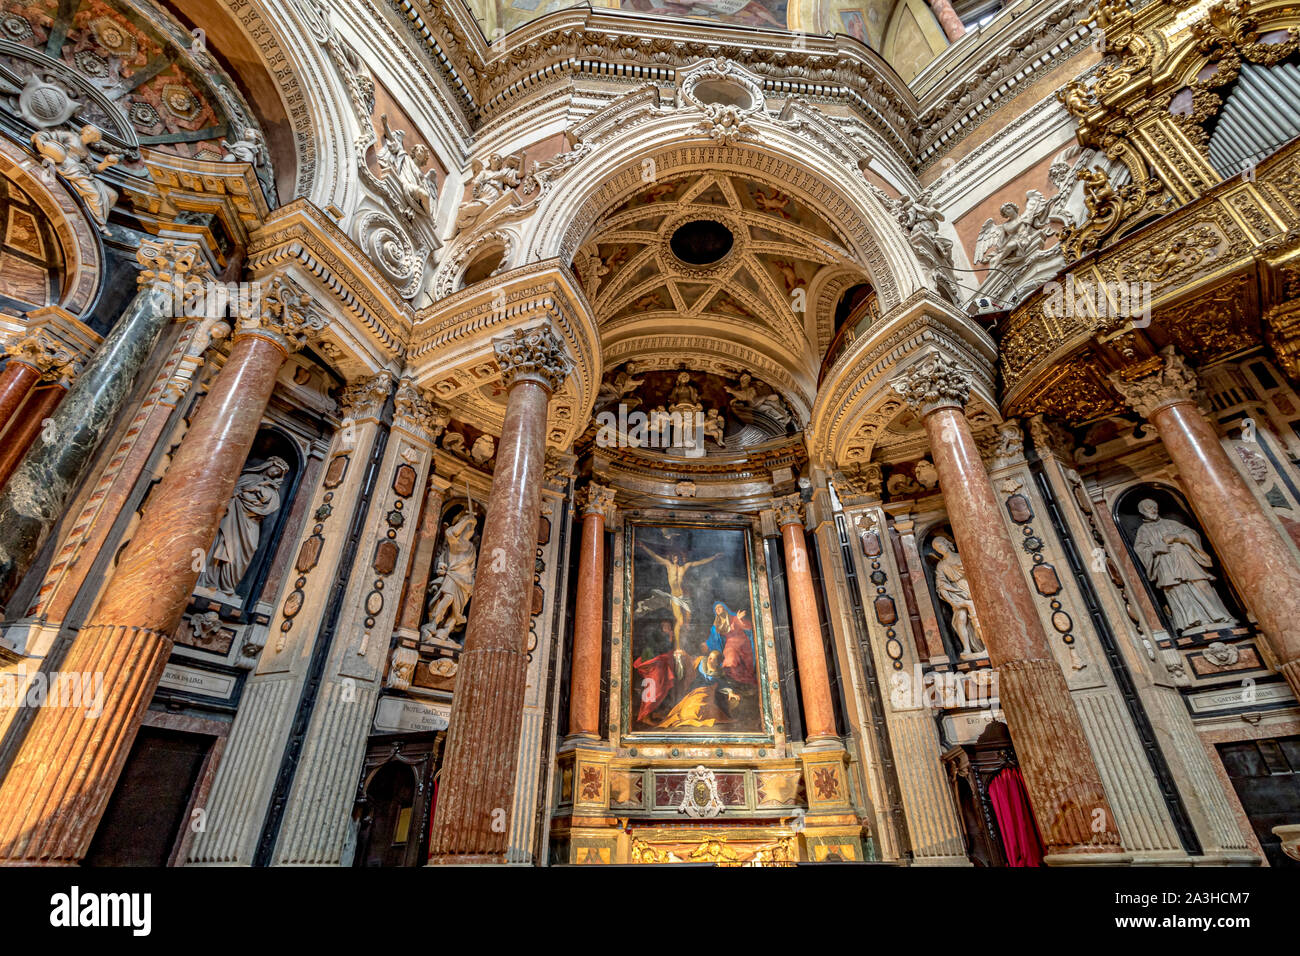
left=197, top=457, right=290, bottom=594
left=931, top=535, right=986, bottom=657
left=1132, top=498, right=1238, bottom=635
left=421, top=512, right=479, bottom=643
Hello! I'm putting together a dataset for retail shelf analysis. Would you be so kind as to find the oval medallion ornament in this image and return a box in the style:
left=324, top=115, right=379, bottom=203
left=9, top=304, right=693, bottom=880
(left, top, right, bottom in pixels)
left=366, top=591, right=384, bottom=616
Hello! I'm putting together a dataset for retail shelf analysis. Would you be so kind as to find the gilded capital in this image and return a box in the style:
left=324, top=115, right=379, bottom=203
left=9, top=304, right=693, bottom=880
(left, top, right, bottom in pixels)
left=1108, top=346, right=1201, bottom=419
left=135, top=238, right=209, bottom=290
left=393, top=379, right=449, bottom=441
left=892, top=352, right=972, bottom=415
left=233, top=274, right=324, bottom=353
left=4, top=332, right=77, bottom=381
left=576, top=481, right=616, bottom=521
left=492, top=326, right=573, bottom=394
left=772, top=492, right=805, bottom=527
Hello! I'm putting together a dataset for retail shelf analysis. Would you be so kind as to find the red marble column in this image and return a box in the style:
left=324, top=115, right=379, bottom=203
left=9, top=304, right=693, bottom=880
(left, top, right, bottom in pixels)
left=0, top=275, right=314, bottom=864
left=429, top=326, right=571, bottom=864
left=0, top=360, right=40, bottom=435
left=567, top=482, right=614, bottom=740
left=1110, top=349, right=1300, bottom=698
left=929, top=0, right=967, bottom=41
left=775, top=495, right=838, bottom=742
left=0, top=383, right=66, bottom=489
left=896, top=352, right=1122, bottom=861
left=396, top=473, right=452, bottom=636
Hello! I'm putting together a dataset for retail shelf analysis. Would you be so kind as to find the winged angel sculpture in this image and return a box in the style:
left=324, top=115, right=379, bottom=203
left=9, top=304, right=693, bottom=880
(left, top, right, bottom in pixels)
left=973, top=193, right=1063, bottom=280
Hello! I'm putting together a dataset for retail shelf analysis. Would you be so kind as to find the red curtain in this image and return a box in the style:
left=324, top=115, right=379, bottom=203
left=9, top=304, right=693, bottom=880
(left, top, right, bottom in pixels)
left=988, top=766, right=1044, bottom=867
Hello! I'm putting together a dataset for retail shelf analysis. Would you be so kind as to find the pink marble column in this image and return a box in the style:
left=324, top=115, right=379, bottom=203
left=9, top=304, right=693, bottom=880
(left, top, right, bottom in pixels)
left=0, top=383, right=65, bottom=490
left=429, top=326, right=571, bottom=865
left=775, top=495, right=839, bottom=742
left=895, top=352, right=1122, bottom=861
left=0, top=360, right=40, bottom=436
left=0, top=275, right=316, bottom=864
left=1111, top=348, right=1300, bottom=698
left=396, top=473, right=452, bottom=636
left=567, top=482, right=614, bottom=740
left=929, top=0, right=967, bottom=41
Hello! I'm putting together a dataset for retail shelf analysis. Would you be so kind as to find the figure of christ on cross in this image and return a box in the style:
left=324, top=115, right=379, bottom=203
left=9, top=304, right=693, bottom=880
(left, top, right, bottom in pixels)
left=638, top=541, right=722, bottom=677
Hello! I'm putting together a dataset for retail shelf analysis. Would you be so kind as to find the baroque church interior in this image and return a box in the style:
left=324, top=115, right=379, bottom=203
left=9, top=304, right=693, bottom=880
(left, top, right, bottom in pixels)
left=0, top=0, right=1298, bottom=871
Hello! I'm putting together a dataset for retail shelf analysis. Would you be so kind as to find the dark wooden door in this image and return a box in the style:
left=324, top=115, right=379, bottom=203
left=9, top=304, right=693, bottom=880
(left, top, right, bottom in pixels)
left=1218, top=735, right=1300, bottom=867
left=85, top=727, right=213, bottom=866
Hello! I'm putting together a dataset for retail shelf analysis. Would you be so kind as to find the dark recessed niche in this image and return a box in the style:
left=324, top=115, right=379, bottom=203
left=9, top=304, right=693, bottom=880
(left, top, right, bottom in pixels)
left=669, top=220, right=733, bottom=265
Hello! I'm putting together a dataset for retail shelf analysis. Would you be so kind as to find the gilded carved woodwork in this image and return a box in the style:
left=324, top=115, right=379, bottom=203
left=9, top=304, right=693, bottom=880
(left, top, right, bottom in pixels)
left=1058, top=0, right=1300, bottom=257
left=1001, top=136, right=1300, bottom=420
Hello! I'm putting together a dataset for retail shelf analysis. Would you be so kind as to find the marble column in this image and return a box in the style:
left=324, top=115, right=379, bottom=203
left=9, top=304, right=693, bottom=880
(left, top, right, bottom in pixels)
left=928, top=0, right=967, bottom=41
left=0, top=240, right=207, bottom=610
left=429, top=326, right=572, bottom=865
left=567, top=481, right=615, bottom=740
left=395, top=428, right=451, bottom=640
left=395, top=474, right=452, bottom=637
left=894, top=351, right=1123, bottom=862
left=0, top=274, right=318, bottom=864
left=774, top=494, right=839, bottom=742
left=0, top=359, right=41, bottom=434
left=0, top=384, right=67, bottom=489
left=1110, top=347, right=1300, bottom=699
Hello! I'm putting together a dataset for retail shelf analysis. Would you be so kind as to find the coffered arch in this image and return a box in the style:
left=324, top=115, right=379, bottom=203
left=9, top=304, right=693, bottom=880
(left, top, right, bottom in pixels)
left=519, top=106, right=926, bottom=421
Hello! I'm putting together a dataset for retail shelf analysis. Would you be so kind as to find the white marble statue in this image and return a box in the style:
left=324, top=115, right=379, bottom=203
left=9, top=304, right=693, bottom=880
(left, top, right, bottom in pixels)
left=31, top=125, right=119, bottom=229
left=420, top=513, right=478, bottom=643
left=377, top=114, right=437, bottom=218
left=197, top=457, right=290, bottom=594
left=931, top=535, right=986, bottom=657
left=1132, top=499, right=1237, bottom=635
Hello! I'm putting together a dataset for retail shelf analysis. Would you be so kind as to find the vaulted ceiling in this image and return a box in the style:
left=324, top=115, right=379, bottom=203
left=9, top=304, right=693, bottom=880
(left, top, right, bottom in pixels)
left=571, top=169, right=865, bottom=414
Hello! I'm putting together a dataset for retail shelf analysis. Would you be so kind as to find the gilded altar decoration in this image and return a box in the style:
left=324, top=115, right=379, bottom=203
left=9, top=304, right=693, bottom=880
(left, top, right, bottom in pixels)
left=627, top=524, right=764, bottom=736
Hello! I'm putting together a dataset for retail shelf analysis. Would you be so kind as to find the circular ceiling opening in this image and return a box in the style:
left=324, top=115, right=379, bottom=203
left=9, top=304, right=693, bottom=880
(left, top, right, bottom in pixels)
left=670, top=220, right=734, bottom=265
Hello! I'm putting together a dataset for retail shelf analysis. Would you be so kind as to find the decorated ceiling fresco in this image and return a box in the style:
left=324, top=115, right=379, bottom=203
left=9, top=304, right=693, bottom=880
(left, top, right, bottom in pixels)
left=469, top=0, right=899, bottom=51
left=0, top=0, right=275, bottom=201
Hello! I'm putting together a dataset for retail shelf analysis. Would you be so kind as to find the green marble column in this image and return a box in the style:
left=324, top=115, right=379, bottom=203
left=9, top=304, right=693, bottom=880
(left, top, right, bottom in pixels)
left=0, top=239, right=206, bottom=611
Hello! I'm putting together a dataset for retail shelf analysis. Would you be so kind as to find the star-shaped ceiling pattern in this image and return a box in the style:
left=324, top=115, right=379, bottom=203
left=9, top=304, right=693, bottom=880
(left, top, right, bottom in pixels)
left=573, top=172, right=858, bottom=359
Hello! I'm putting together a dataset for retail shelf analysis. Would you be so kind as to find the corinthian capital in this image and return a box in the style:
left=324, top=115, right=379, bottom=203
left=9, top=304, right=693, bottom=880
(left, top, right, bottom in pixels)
left=1108, top=345, right=1201, bottom=419
left=4, top=332, right=76, bottom=381
left=492, top=326, right=573, bottom=393
left=393, top=379, right=449, bottom=440
left=233, top=274, right=325, bottom=352
left=340, top=373, right=394, bottom=422
left=136, top=238, right=209, bottom=290
left=892, top=352, right=972, bottom=415
left=772, top=492, right=804, bottom=527
left=576, top=481, right=616, bottom=521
